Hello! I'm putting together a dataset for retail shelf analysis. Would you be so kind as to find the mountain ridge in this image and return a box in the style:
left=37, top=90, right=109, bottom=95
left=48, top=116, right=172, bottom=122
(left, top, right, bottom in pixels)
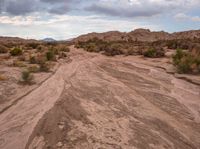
left=73, top=28, right=200, bottom=42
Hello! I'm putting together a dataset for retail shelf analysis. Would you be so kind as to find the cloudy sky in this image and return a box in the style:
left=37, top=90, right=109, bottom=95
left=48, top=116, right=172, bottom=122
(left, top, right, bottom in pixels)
left=0, top=0, right=200, bottom=40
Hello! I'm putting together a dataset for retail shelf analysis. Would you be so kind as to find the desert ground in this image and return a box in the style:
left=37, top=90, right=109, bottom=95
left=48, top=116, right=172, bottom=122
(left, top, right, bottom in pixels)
left=0, top=46, right=199, bottom=149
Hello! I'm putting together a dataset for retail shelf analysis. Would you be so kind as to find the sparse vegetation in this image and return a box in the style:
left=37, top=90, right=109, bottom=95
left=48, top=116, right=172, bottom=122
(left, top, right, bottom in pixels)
left=28, top=65, right=40, bottom=73
left=46, top=49, right=56, bottom=61
left=173, top=49, right=200, bottom=74
left=39, top=62, right=50, bottom=72
left=59, top=45, right=70, bottom=52
left=143, top=47, right=165, bottom=58
left=13, top=60, right=26, bottom=67
left=75, top=38, right=165, bottom=57
left=58, top=52, right=67, bottom=59
left=166, top=39, right=195, bottom=50
left=27, top=42, right=39, bottom=49
left=21, top=70, right=34, bottom=84
left=10, top=47, right=23, bottom=56
left=30, top=56, right=37, bottom=64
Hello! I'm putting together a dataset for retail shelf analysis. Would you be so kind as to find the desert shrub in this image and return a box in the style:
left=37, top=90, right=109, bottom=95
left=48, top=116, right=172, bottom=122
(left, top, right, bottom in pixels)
left=85, top=43, right=99, bottom=52
left=126, top=48, right=138, bottom=56
left=104, top=44, right=124, bottom=56
left=10, top=47, right=23, bottom=56
left=21, top=70, right=34, bottom=84
left=52, top=47, right=59, bottom=55
left=59, top=45, right=70, bottom=52
left=46, top=49, right=56, bottom=61
left=58, top=52, right=67, bottom=59
left=37, top=46, right=42, bottom=51
left=143, top=49, right=156, bottom=57
left=167, top=40, right=178, bottom=49
left=28, top=65, right=40, bottom=73
left=0, top=45, right=8, bottom=53
left=30, top=56, right=37, bottom=64
left=167, top=39, right=192, bottom=50
left=176, top=55, right=193, bottom=73
left=27, top=42, right=39, bottom=49
left=13, top=60, right=26, bottom=67
left=75, top=41, right=83, bottom=49
left=173, top=49, right=200, bottom=73
left=172, top=49, right=185, bottom=65
left=39, top=62, right=50, bottom=72
left=143, top=47, right=165, bottom=58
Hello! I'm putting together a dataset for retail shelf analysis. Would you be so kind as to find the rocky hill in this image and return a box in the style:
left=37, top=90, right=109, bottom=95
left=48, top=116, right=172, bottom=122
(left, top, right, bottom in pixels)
left=73, top=28, right=200, bottom=42
left=0, top=37, right=38, bottom=42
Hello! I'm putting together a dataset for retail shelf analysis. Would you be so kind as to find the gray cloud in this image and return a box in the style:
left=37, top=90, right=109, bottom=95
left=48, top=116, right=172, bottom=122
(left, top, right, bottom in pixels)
left=48, top=5, right=71, bottom=14
left=86, top=3, right=160, bottom=18
left=41, top=0, right=73, bottom=4
left=0, top=0, right=5, bottom=13
left=85, top=0, right=198, bottom=18
left=0, top=0, right=199, bottom=17
left=0, top=0, right=78, bottom=15
left=5, top=0, right=37, bottom=15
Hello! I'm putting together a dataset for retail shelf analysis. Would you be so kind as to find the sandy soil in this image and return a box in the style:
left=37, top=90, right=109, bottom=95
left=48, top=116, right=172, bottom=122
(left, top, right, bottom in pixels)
left=0, top=46, right=200, bottom=149
left=0, top=59, right=60, bottom=114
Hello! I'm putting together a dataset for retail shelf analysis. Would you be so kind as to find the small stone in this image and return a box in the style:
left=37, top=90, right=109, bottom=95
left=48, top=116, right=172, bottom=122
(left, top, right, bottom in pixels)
left=58, top=122, right=65, bottom=129
left=56, top=142, right=63, bottom=147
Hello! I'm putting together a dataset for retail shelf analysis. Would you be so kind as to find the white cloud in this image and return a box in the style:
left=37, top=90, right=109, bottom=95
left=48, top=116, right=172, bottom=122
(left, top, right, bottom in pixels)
left=191, top=16, right=200, bottom=22
left=0, top=14, right=160, bottom=39
left=0, top=15, right=39, bottom=25
left=174, top=13, right=200, bottom=22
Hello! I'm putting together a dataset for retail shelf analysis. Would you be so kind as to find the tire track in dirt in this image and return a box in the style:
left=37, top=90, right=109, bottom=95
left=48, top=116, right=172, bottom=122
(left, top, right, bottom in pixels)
left=0, top=56, right=85, bottom=149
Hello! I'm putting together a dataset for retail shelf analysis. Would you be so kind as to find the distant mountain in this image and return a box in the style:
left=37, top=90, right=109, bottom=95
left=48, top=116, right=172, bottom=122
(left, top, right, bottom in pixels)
left=42, top=38, right=56, bottom=42
left=73, top=28, right=200, bottom=42
left=0, top=36, right=39, bottom=44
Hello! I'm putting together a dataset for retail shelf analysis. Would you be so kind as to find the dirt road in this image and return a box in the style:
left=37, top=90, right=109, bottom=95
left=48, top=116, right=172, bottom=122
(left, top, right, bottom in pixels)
left=0, top=47, right=200, bottom=149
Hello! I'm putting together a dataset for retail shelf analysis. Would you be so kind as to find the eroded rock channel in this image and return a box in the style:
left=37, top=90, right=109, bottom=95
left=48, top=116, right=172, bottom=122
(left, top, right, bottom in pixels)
left=0, top=47, right=200, bottom=149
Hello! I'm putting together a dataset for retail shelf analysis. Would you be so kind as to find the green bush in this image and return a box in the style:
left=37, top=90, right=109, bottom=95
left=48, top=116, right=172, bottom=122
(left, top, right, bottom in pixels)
left=46, top=49, right=56, bottom=61
left=85, top=43, right=99, bottom=52
left=173, top=49, right=200, bottom=73
left=172, top=49, right=185, bottom=65
left=143, top=47, right=165, bottom=58
left=144, top=49, right=156, bottom=57
left=104, top=44, right=124, bottom=56
left=21, top=70, right=34, bottom=84
left=10, top=47, right=23, bottom=56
